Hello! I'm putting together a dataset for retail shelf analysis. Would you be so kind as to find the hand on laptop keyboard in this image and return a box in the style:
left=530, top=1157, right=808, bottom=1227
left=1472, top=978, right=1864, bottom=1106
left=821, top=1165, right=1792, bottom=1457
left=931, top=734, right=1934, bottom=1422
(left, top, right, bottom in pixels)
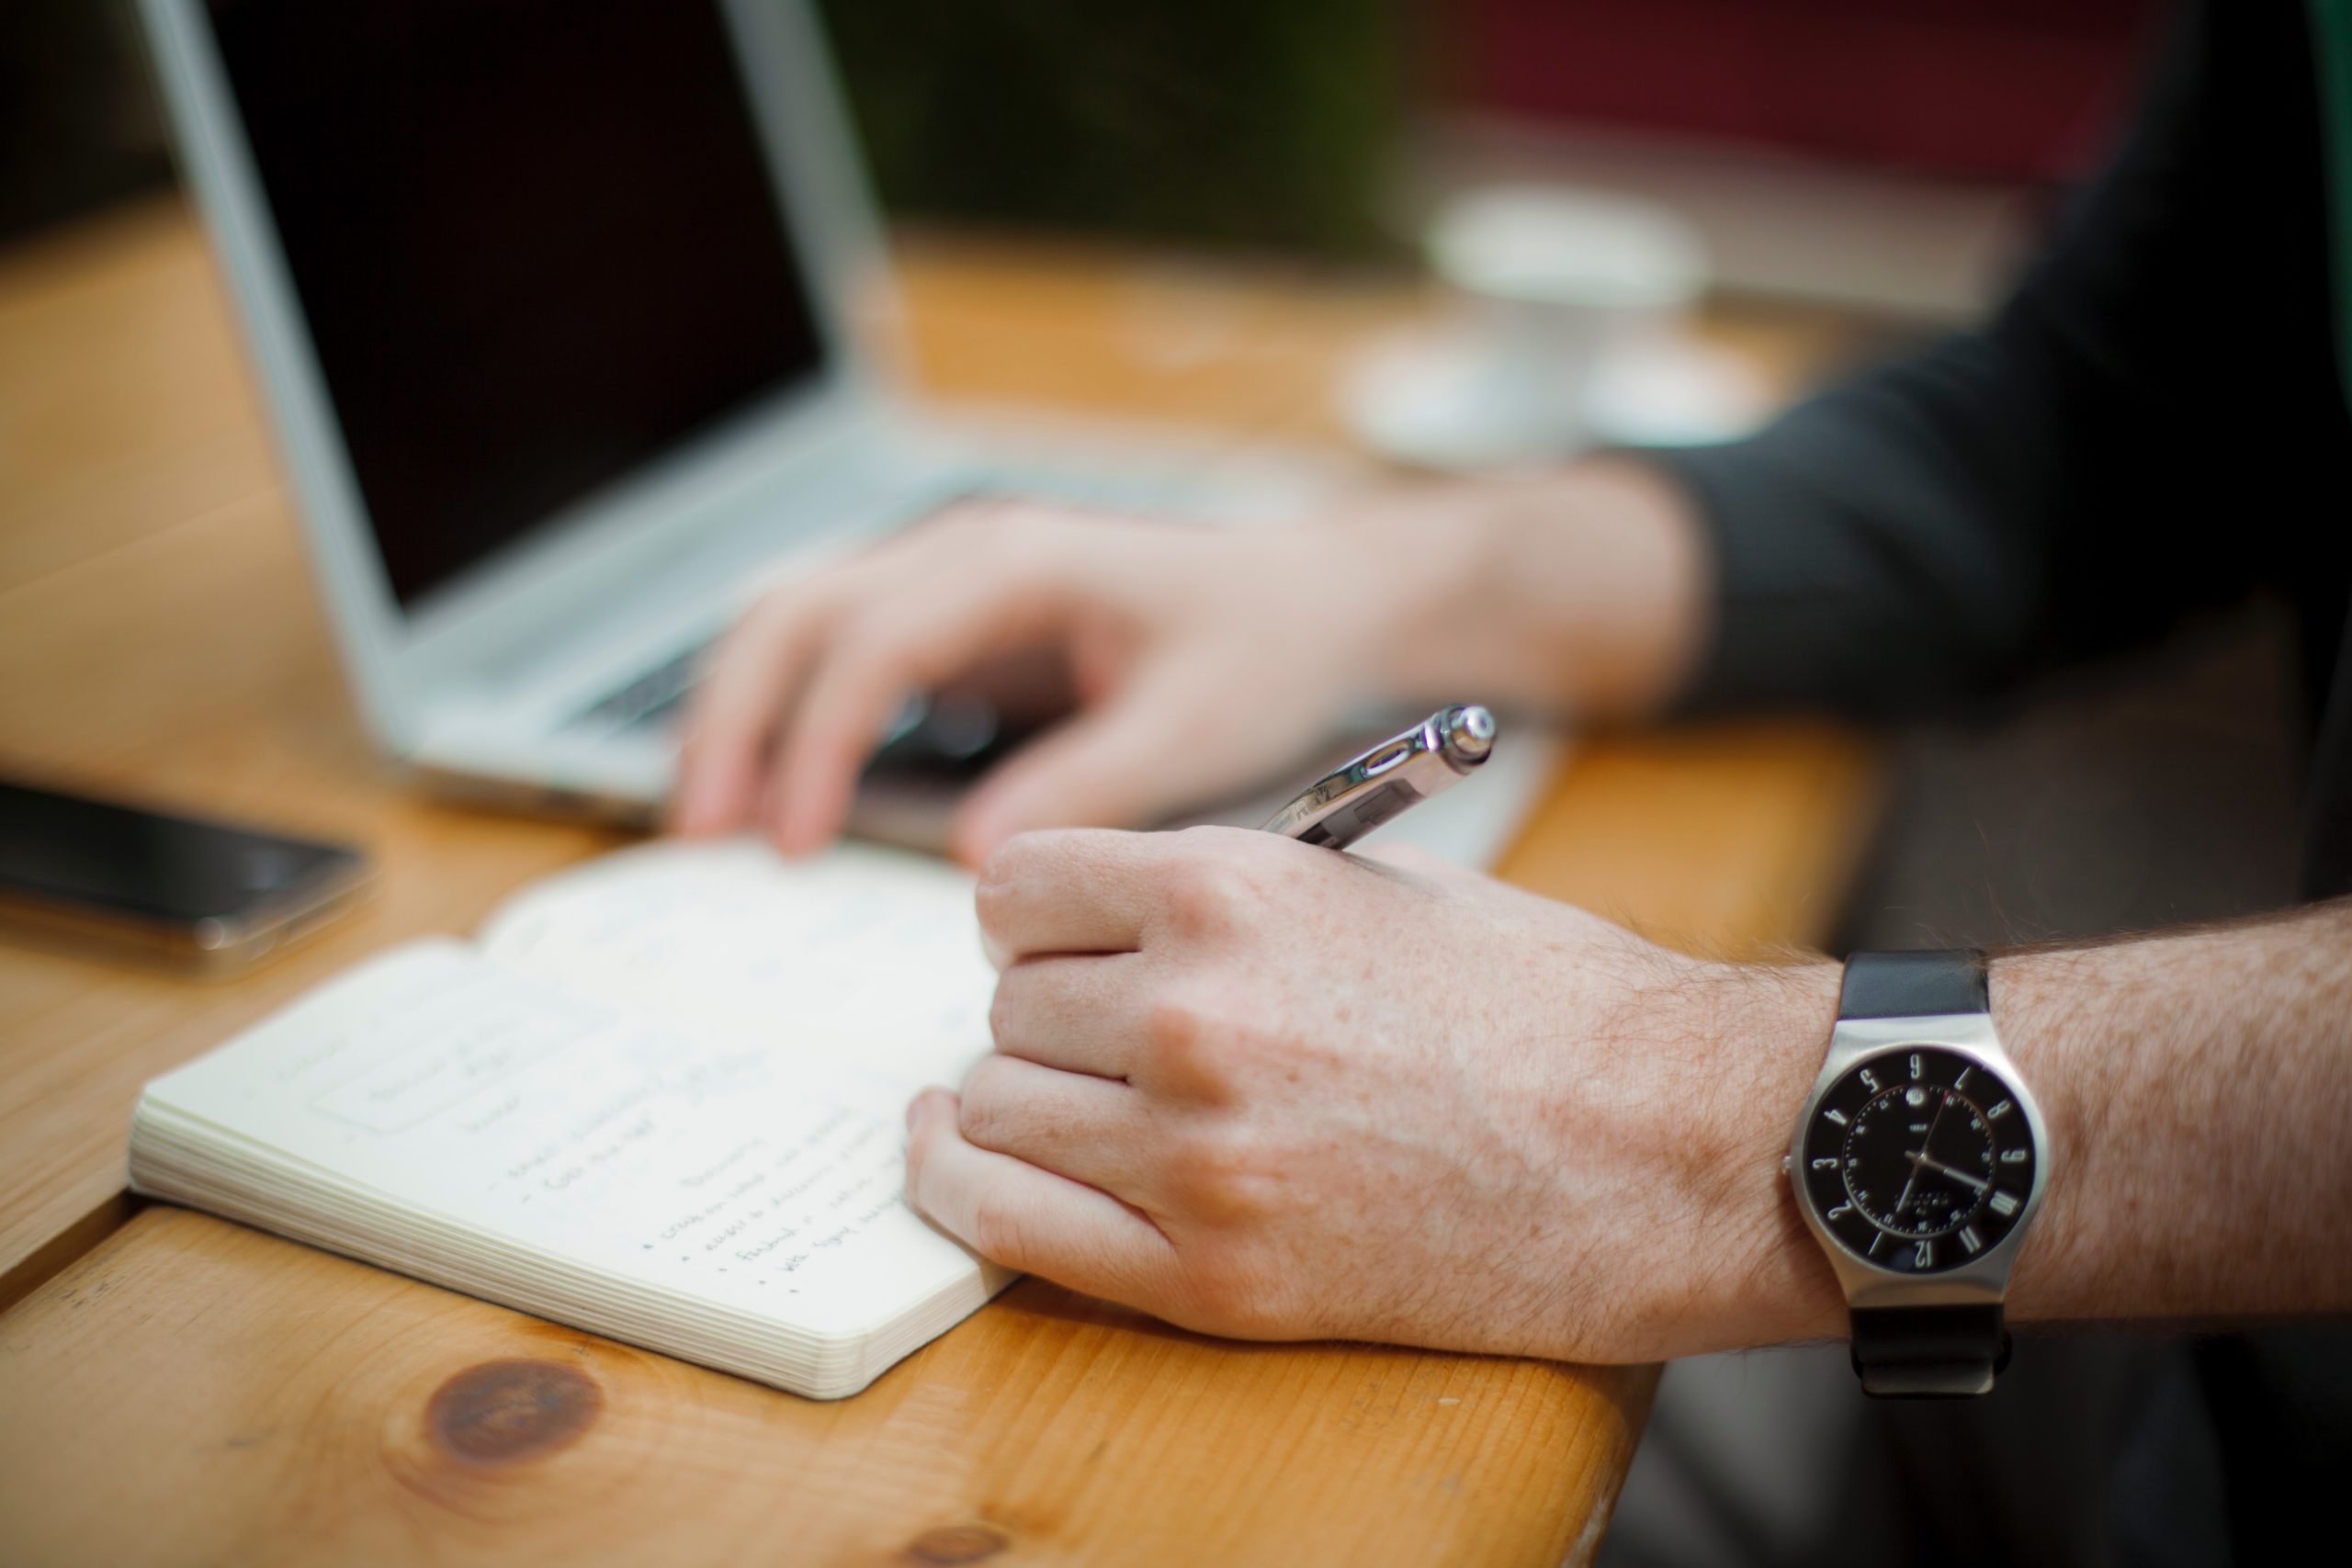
left=671, top=499, right=1381, bottom=864
left=672, top=468, right=1703, bottom=864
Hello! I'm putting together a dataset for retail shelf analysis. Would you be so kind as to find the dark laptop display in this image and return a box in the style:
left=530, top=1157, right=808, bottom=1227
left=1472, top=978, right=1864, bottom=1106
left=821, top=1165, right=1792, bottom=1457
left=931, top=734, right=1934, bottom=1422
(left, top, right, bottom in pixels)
left=205, top=0, right=828, bottom=608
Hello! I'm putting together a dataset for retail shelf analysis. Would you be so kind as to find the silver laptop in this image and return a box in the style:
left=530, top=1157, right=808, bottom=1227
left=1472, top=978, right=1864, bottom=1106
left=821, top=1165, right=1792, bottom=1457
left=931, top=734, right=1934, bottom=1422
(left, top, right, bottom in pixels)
left=140, top=0, right=1560, bottom=863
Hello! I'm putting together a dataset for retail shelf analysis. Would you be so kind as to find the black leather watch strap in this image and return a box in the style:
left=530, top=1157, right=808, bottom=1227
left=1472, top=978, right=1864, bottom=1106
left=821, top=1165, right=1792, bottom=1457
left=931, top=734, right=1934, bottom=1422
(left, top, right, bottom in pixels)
left=1851, top=1304, right=2012, bottom=1398
left=1838, top=948, right=1988, bottom=1021
left=1838, top=950, right=2007, bottom=1397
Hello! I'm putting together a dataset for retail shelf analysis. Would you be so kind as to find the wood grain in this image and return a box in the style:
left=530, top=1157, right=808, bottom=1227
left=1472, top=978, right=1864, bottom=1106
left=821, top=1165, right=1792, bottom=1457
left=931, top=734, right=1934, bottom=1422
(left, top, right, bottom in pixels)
left=0, top=197, right=1880, bottom=1565
left=0, top=1209, right=1656, bottom=1567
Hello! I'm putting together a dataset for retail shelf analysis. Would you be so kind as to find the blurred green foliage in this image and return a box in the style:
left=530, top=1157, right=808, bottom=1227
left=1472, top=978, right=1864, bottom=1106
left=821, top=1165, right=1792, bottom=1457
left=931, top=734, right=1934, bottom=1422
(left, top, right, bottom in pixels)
left=815, top=0, right=1406, bottom=257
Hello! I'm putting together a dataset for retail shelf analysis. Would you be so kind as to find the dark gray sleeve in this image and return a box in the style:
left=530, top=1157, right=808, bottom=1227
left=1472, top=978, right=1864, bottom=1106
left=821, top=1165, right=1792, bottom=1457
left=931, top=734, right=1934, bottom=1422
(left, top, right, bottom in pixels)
left=1651, top=1, right=2341, bottom=719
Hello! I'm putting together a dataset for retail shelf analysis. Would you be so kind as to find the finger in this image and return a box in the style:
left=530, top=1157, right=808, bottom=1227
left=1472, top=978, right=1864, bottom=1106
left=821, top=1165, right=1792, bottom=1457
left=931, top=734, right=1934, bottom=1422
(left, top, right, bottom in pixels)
left=904, top=1089, right=1171, bottom=1302
left=951, top=662, right=1233, bottom=863
left=763, top=578, right=1071, bottom=854
left=989, top=952, right=1149, bottom=1077
left=672, top=586, right=840, bottom=835
left=974, top=827, right=1166, bottom=962
left=956, top=1053, right=1152, bottom=1197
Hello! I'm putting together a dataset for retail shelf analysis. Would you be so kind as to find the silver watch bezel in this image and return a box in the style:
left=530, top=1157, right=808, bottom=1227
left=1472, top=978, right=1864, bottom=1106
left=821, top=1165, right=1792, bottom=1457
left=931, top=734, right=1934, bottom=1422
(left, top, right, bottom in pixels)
left=1784, top=1011, right=2051, bottom=1312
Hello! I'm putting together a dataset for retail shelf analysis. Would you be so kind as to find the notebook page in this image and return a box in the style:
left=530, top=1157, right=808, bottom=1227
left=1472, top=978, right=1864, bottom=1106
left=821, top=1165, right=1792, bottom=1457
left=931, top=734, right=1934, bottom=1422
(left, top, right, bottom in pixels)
left=475, top=839, right=994, bottom=1096
left=135, top=939, right=989, bottom=1340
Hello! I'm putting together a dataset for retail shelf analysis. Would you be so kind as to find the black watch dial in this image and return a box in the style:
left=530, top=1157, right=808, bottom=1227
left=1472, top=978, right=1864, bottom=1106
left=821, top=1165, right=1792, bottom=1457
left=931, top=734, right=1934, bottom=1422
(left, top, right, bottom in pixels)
left=1798, top=1047, right=2036, bottom=1273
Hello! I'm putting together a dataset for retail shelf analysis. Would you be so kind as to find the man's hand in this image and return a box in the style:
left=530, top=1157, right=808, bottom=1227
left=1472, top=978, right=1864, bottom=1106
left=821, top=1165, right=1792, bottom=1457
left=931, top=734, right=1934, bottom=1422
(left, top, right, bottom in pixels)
left=672, top=502, right=1422, bottom=863
left=673, top=464, right=1710, bottom=865
left=905, top=827, right=2352, bottom=1358
left=904, top=825, right=1842, bottom=1364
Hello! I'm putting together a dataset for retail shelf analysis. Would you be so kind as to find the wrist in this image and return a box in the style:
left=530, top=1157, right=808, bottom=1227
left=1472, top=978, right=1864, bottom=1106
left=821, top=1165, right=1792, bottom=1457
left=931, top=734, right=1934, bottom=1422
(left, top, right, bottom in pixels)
left=1335, top=460, right=1713, bottom=718
left=1679, top=957, right=1849, bottom=1354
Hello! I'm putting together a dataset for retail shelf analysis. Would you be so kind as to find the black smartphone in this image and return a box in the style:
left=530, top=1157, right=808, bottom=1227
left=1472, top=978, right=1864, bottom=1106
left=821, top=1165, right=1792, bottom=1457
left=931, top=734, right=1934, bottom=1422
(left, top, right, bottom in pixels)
left=0, top=779, right=372, bottom=973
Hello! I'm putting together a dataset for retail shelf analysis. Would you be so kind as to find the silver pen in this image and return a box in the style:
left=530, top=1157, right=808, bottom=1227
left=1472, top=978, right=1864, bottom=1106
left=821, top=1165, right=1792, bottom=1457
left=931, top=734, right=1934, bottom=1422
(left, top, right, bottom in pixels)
left=1261, top=705, right=1497, bottom=851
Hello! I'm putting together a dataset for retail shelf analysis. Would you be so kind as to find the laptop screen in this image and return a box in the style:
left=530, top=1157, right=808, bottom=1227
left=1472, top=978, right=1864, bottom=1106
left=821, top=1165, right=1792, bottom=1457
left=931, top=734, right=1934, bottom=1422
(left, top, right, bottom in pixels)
left=205, top=0, right=830, bottom=610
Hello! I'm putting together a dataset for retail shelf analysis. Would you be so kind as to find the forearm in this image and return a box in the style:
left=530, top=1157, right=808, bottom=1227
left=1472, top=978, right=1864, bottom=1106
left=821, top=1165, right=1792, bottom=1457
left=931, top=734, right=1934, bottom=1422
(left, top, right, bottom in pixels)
left=1996, top=905, right=2352, bottom=1324
left=1704, top=903, right=2352, bottom=1354
left=1337, top=458, right=1713, bottom=722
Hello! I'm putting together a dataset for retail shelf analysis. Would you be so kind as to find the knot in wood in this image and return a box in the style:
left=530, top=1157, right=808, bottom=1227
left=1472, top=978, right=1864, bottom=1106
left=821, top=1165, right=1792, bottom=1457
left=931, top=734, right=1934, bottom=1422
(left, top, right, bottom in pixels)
left=425, top=1358, right=602, bottom=1464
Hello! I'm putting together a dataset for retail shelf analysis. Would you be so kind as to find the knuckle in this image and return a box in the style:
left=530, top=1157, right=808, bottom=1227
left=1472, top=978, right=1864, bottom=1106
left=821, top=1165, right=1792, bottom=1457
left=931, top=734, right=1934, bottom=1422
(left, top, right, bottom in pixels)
left=1162, top=1125, right=1275, bottom=1220
left=977, top=831, right=1036, bottom=893
left=1141, top=992, right=1204, bottom=1053
left=956, top=1055, right=1018, bottom=1143
left=977, top=829, right=1095, bottom=933
left=1170, top=822, right=1254, bottom=861
left=1159, top=852, right=1251, bottom=938
left=974, top=839, right=1039, bottom=931
left=964, top=1190, right=1033, bottom=1269
left=973, top=860, right=1014, bottom=932
left=1140, top=992, right=1231, bottom=1085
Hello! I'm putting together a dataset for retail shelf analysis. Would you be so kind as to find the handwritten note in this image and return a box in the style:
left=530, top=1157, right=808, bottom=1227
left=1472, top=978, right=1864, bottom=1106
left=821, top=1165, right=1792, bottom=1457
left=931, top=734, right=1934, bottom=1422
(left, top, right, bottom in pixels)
left=139, top=935, right=989, bottom=1340
left=477, top=839, right=994, bottom=1094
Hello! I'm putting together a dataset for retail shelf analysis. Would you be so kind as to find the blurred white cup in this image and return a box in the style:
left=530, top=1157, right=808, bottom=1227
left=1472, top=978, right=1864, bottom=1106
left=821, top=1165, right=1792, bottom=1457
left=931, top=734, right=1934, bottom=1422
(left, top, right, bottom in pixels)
left=1345, top=184, right=1737, bottom=469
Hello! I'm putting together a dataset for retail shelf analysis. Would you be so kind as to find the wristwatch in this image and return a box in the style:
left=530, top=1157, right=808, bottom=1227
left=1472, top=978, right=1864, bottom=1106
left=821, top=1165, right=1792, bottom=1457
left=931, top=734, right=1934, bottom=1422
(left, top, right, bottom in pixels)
left=1783, top=950, right=2049, bottom=1396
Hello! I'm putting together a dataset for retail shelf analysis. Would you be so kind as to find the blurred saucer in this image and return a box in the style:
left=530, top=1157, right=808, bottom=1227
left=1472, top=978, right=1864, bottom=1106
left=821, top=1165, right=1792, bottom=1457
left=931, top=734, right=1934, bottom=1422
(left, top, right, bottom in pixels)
left=1340, top=320, right=1772, bottom=472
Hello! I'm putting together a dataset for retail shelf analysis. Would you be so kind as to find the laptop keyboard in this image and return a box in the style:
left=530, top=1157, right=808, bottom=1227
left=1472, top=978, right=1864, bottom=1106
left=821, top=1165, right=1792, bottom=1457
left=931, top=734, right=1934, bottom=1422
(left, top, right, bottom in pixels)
left=573, top=643, right=707, bottom=735
left=563, top=488, right=1075, bottom=741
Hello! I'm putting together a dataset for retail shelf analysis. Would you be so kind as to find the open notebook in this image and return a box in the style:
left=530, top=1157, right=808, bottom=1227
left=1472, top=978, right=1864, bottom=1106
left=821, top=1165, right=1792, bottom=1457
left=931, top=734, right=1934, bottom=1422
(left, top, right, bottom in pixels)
left=130, top=840, right=1011, bottom=1400
left=128, top=726, right=1562, bottom=1400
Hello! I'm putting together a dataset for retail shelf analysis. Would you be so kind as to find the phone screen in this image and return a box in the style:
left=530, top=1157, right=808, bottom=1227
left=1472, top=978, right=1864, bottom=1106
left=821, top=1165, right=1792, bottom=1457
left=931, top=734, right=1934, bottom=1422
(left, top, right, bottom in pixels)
left=0, top=781, right=363, bottom=926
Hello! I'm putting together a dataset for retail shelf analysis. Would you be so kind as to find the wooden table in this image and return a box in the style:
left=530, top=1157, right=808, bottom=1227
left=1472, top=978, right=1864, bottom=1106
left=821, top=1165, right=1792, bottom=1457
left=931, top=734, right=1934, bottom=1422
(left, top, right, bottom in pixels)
left=0, top=197, right=1880, bottom=1566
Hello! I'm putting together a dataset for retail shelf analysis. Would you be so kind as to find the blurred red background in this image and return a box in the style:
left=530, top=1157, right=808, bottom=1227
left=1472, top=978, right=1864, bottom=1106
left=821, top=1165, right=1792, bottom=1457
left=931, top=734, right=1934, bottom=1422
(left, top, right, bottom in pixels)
left=1446, top=0, right=2158, bottom=181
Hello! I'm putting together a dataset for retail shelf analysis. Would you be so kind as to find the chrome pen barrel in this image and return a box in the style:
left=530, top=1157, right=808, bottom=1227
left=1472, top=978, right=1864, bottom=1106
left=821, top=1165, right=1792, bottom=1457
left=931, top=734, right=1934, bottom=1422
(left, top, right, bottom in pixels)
left=1261, top=705, right=1497, bottom=850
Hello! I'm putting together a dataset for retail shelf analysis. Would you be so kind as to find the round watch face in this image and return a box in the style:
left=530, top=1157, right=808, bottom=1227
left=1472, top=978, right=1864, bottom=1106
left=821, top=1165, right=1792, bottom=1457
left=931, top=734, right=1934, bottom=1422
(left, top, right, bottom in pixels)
left=1798, top=1047, right=2037, bottom=1274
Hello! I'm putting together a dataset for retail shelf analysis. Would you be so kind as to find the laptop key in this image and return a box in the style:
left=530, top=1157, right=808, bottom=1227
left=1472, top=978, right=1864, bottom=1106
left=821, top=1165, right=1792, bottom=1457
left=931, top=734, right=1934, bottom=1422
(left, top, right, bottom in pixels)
left=573, top=644, right=707, bottom=733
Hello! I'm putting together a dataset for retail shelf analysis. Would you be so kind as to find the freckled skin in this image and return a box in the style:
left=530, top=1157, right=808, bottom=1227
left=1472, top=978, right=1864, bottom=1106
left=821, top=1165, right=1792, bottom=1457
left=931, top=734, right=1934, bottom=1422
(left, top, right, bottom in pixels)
left=907, top=824, right=1843, bottom=1365
left=665, top=401, right=2352, bottom=1360
left=909, top=825, right=2352, bottom=1360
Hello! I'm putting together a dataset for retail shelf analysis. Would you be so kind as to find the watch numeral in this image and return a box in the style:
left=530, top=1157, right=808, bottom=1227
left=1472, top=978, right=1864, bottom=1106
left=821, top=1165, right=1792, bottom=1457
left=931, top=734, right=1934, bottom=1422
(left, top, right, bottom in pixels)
left=2001, top=1149, right=2030, bottom=1164
left=1825, top=1108, right=1849, bottom=1126
left=1812, top=1157, right=1838, bottom=1170
left=1914, top=1240, right=1934, bottom=1269
left=1987, top=1100, right=2013, bottom=1120
left=1827, top=1203, right=1852, bottom=1220
left=1953, top=1066, right=1972, bottom=1091
left=1860, top=1069, right=1880, bottom=1093
left=1989, top=1191, right=2020, bottom=1217
left=1959, top=1226, right=1984, bottom=1255
left=1909, top=1054, right=1923, bottom=1079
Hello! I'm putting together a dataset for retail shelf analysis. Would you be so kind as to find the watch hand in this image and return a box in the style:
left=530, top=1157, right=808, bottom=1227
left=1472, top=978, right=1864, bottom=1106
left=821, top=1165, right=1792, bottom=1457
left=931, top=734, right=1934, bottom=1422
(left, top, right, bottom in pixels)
left=1890, top=1168, right=1920, bottom=1223
left=1912, top=1154, right=1990, bottom=1192
left=1888, top=1090, right=1951, bottom=1224
left=1890, top=1146, right=1927, bottom=1221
